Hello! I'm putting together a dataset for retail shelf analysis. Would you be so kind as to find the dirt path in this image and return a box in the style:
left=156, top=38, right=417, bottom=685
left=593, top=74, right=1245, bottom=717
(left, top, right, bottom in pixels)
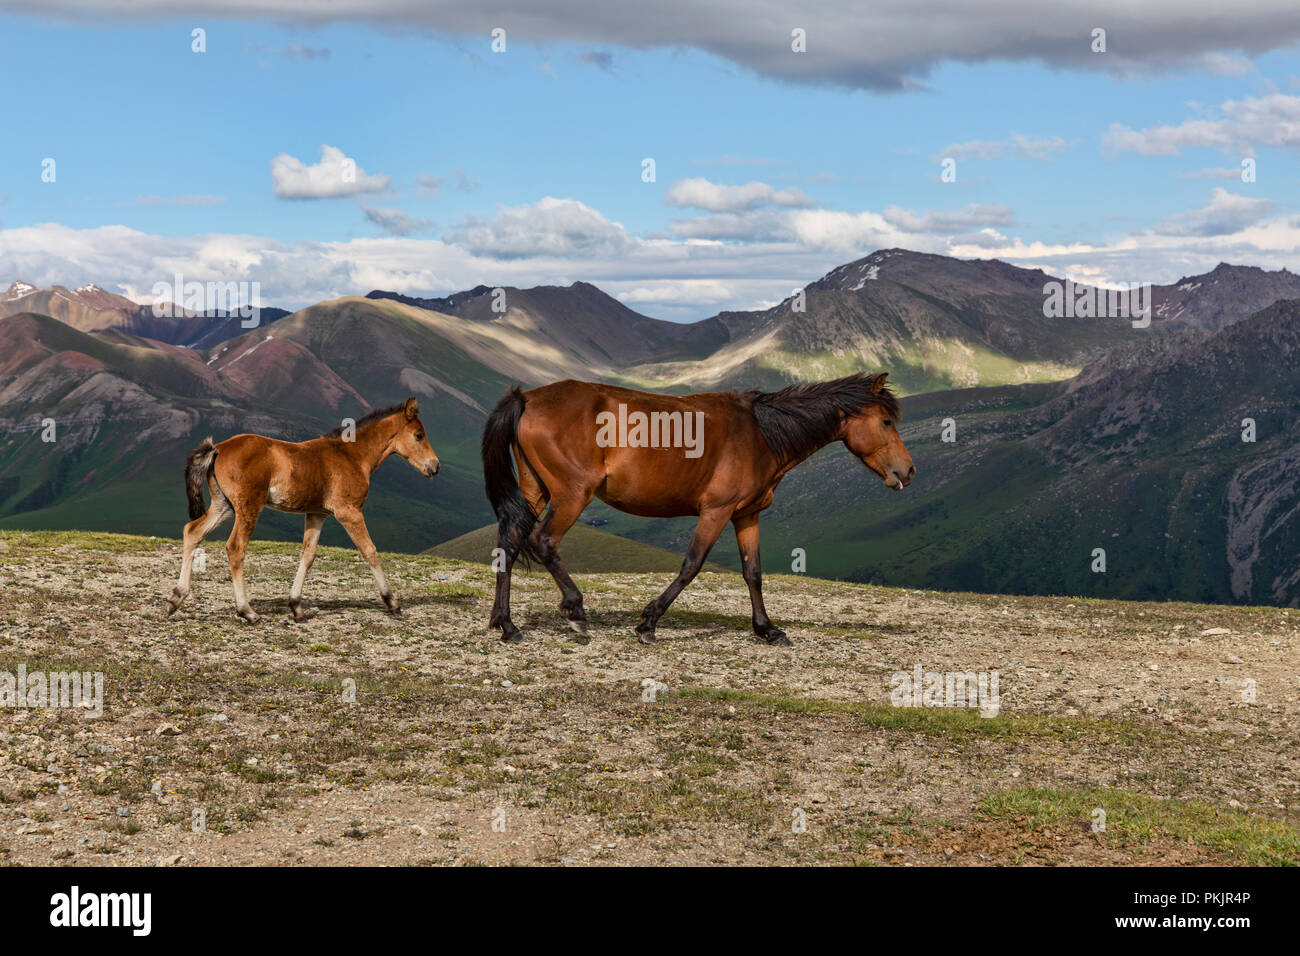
left=1, top=531, right=1296, bottom=866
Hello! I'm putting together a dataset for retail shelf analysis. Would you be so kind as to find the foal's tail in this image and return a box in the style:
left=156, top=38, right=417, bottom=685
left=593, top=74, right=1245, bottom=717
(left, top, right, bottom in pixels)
left=481, top=387, right=541, bottom=564
left=184, top=437, right=217, bottom=520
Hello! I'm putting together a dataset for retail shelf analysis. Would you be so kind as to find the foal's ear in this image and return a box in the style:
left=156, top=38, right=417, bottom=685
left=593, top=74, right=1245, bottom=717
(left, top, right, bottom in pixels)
left=870, top=372, right=889, bottom=394
left=404, top=396, right=420, bottom=420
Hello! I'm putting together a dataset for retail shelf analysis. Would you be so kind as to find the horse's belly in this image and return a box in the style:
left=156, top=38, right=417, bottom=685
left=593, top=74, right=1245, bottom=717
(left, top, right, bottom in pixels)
left=266, top=482, right=321, bottom=513
left=597, top=468, right=699, bottom=518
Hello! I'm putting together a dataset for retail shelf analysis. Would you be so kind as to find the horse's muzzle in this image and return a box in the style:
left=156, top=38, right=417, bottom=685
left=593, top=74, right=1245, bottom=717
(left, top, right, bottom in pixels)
left=889, top=464, right=915, bottom=489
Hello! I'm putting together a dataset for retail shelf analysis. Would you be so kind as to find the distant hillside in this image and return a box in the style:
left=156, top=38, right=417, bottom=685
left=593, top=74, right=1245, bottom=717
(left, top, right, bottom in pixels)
left=0, top=280, right=289, bottom=348
left=427, top=522, right=731, bottom=574
left=6, top=248, right=1300, bottom=601
left=629, top=298, right=1300, bottom=606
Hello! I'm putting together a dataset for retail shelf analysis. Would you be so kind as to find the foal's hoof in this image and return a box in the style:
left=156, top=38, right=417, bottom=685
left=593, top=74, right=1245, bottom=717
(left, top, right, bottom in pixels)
left=764, top=628, right=792, bottom=647
left=387, top=605, right=403, bottom=618
left=567, top=619, right=590, bottom=645
left=500, top=628, right=525, bottom=644
left=636, top=629, right=657, bottom=645
left=289, top=602, right=313, bottom=622
left=238, top=609, right=261, bottom=625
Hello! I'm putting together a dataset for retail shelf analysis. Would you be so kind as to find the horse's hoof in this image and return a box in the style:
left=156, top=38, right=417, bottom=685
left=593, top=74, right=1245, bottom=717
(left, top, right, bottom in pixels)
left=238, top=610, right=260, bottom=625
left=166, top=602, right=179, bottom=617
left=636, top=629, right=657, bottom=645
left=765, top=629, right=792, bottom=647
left=387, top=605, right=403, bottom=618
left=500, top=629, right=525, bottom=644
left=568, top=619, right=590, bottom=644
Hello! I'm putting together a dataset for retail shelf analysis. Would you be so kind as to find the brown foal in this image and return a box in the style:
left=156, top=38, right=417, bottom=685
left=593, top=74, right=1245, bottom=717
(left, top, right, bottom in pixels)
left=481, top=372, right=914, bottom=646
left=168, top=397, right=440, bottom=623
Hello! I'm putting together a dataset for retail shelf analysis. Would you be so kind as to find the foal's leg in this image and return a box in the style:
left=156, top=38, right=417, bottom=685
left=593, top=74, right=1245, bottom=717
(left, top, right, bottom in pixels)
left=335, top=508, right=400, bottom=615
left=288, top=513, right=326, bottom=622
left=227, top=508, right=261, bottom=624
left=168, top=496, right=232, bottom=615
left=529, top=493, right=594, bottom=642
left=635, top=507, right=732, bottom=644
left=733, top=513, right=790, bottom=646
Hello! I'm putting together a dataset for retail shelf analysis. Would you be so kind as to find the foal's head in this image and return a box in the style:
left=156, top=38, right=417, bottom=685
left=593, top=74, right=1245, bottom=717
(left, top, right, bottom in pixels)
left=390, top=397, right=441, bottom=477
left=841, top=374, right=915, bottom=491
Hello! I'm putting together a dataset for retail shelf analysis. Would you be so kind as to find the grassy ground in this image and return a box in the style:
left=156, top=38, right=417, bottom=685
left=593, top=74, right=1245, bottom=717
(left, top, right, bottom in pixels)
left=0, top=530, right=1296, bottom=866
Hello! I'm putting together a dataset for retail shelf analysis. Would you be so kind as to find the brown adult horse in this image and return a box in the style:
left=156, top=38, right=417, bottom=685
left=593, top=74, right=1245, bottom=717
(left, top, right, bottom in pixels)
left=481, top=372, right=914, bottom=646
left=168, top=397, right=440, bottom=623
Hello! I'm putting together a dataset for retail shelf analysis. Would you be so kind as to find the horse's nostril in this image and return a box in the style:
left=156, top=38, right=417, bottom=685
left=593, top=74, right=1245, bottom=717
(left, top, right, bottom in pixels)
left=907, top=464, right=916, bottom=479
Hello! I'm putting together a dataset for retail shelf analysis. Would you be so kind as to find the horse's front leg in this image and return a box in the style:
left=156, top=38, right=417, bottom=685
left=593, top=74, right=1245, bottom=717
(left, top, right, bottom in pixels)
left=635, top=506, right=732, bottom=644
left=335, top=507, right=400, bottom=615
left=733, top=513, right=790, bottom=646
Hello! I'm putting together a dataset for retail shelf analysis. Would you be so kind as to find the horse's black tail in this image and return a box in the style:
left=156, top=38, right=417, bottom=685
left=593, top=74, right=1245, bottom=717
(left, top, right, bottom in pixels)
left=481, top=387, right=541, bottom=565
left=184, top=438, right=217, bottom=520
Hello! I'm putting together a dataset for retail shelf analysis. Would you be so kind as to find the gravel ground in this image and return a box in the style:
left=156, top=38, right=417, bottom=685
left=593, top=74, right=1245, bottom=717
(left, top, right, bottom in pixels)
left=0, top=531, right=1296, bottom=866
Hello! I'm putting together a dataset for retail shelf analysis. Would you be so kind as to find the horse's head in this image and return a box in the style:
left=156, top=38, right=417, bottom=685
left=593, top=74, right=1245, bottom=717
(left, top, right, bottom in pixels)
left=392, top=397, right=440, bottom=478
left=841, top=374, right=914, bottom=491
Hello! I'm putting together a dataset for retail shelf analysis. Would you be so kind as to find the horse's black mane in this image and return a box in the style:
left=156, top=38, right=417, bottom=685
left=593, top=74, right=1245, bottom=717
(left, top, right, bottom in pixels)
left=320, top=402, right=407, bottom=438
left=744, top=372, right=900, bottom=462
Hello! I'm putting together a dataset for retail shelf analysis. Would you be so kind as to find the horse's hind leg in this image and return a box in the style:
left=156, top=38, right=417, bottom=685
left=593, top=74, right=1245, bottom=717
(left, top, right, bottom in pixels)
left=529, top=493, right=594, bottom=643
left=635, top=506, right=732, bottom=644
left=335, top=508, right=400, bottom=615
left=168, top=494, right=233, bottom=615
left=227, top=508, right=262, bottom=624
left=288, top=513, right=326, bottom=621
left=489, top=522, right=525, bottom=643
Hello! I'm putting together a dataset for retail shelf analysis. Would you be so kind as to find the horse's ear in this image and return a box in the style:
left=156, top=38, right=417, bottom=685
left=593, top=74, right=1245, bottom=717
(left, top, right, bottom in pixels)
left=870, top=373, right=889, bottom=394
left=404, top=397, right=419, bottom=420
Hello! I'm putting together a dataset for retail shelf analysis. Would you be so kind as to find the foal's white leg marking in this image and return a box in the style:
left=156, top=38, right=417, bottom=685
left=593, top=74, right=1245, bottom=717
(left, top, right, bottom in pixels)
left=171, top=498, right=231, bottom=611
left=335, top=509, right=399, bottom=613
left=289, top=514, right=326, bottom=619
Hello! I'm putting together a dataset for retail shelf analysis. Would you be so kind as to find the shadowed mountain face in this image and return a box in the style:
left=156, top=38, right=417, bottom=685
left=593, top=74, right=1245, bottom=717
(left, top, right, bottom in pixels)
left=3, top=250, right=1299, bottom=604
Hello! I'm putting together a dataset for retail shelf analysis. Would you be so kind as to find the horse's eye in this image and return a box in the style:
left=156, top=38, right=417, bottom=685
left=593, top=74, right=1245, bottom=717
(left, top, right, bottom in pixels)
left=415, top=433, right=424, bottom=441
left=882, top=419, right=892, bottom=428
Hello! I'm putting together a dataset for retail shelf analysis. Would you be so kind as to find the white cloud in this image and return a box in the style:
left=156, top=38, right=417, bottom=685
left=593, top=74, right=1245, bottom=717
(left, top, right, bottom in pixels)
left=933, top=134, right=1067, bottom=162
left=5, top=189, right=1300, bottom=323
left=1154, top=188, right=1276, bottom=237
left=444, top=197, right=634, bottom=258
left=270, top=145, right=391, bottom=199
left=361, top=206, right=436, bottom=236
left=665, top=178, right=814, bottom=212
left=415, top=174, right=445, bottom=197
left=1104, top=93, right=1300, bottom=155
left=882, top=203, right=1016, bottom=233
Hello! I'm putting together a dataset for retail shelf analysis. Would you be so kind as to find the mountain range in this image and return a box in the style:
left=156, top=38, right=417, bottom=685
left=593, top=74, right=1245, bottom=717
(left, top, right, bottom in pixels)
left=2, top=250, right=1299, bottom=605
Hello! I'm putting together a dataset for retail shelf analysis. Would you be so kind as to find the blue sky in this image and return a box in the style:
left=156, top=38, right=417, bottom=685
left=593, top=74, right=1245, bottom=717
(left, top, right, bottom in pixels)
left=1, top=2, right=1298, bottom=319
